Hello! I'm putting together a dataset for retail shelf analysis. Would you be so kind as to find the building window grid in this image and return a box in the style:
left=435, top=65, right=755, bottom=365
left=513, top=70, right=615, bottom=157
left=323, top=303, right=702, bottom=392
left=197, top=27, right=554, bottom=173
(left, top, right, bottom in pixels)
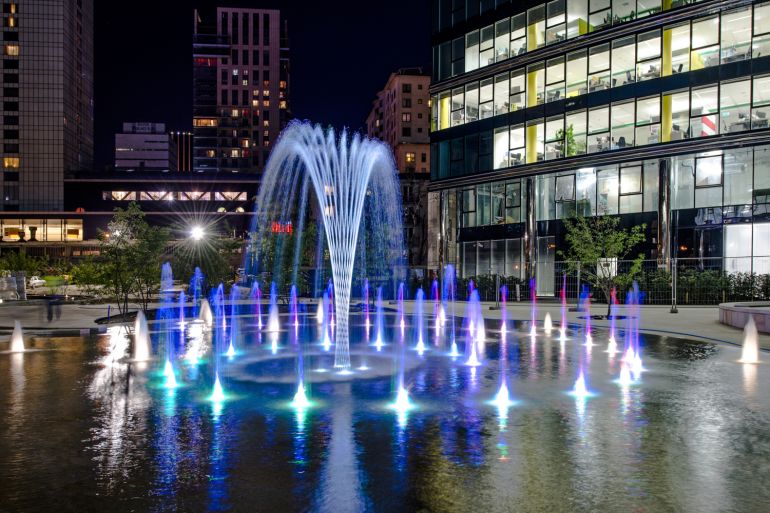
left=435, top=0, right=741, bottom=81
left=441, top=75, right=765, bottom=178
left=433, top=4, right=768, bottom=133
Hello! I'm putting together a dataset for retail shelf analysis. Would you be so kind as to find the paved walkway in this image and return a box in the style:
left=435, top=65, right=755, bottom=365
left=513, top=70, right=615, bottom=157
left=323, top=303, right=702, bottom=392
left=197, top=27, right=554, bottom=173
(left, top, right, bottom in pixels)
left=0, top=299, right=767, bottom=350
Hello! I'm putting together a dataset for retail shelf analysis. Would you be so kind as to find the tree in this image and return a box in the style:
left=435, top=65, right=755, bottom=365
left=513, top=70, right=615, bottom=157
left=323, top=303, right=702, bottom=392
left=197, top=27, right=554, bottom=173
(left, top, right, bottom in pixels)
left=70, top=258, right=106, bottom=298
left=99, top=202, right=170, bottom=317
left=0, top=251, right=48, bottom=276
left=559, top=215, right=646, bottom=317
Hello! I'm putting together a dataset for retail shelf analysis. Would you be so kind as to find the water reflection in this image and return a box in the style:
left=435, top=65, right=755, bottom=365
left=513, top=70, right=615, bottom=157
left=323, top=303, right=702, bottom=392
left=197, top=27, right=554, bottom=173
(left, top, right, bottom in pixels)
left=317, top=383, right=365, bottom=513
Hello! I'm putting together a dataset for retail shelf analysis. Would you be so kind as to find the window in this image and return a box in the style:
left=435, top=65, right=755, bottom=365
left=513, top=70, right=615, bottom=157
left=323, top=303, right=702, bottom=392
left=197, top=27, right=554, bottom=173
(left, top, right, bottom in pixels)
left=511, top=13, right=527, bottom=57
left=611, top=36, right=636, bottom=86
left=477, top=183, right=491, bottom=225
left=480, top=24, right=494, bottom=66
left=493, top=127, right=509, bottom=169
left=546, top=0, right=566, bottom=44
left=495, top=18, right=510, bottom=62
left=752, top=75, right=770, bottom=129
left=720, top=79, right=751, bottom=134
left=526, top=63, right=544, bottom=106
left=636, top=95, right=661, bottom=145
left=691, top=16, right=719, bottom=69
left=465, top=30, right=480, bottom=72
left=691, top=86, right=719, bottom=137
left=566, top=110, right=587, bottom=156
left=505, top=181, right=522, bottom=223
left=401, top=112, right=412, bottom=122
left=665, top=23, right=690, bottom=75
left=588, top=43, right=610, bottom=91
left=589, top=0, right=611, bottom=31
left=405, top=152, right=416, bottom=164
left=754, top=2, right=770, bottom=57
left=492, top=182, right=506, bottom=224
left=545, top=56, right=565, bottom=102
left=612, top=101, right=635, bottom=148
left=402, top=83, right=412, bottom=93
left=721, top=8, right=752, bottom=64
left=461, top=188, right=476, bottom=227
left=493, top=73, right=509, bottom=115
left=527, top=5, right=546, bottom=51
left=588, top=106, right=610, bottom=152
left=464, top=83, right=478, bottom=123
left=695, top=153, right=723, bottom=207
left=3, top=157, right=19, bottom=169
left=636, top=30, right=661, bottom=81
left=619, top=165, right=644, bottom=213
left=723, top=148, right=753, bottom=206
left=452, top=87, right=465, bottom=126
left=4, top=44, right=18, bottom=56
left=402, top=98, right=412, bottom=108
left=545, top=116, right=564, bottom=160
left=510, top=69, right=526, bottom=110
left=402, top=126, right=411, bottom=137
left=597, top=166, right=619, bottom=215
left=479, top=78, right=494, bottom=119
left=566, top=50, right=587, bottom=97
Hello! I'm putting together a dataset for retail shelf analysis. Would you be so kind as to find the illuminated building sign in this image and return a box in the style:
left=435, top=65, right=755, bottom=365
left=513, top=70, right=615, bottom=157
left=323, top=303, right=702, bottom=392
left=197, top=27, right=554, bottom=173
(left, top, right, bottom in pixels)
left=271, top=221, right=293, bottom=234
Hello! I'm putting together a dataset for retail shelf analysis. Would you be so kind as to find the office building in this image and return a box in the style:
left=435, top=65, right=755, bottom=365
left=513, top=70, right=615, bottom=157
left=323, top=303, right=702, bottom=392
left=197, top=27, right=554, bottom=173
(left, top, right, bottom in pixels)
left=193, top=7, right=290, bottom=173
left=429, top=0, right=770, bottom=295
left=0, top=0, right=93, bottom=215
left=115, top=122, right=177, bottom=172
left=367, top=68, right=431, bottom=267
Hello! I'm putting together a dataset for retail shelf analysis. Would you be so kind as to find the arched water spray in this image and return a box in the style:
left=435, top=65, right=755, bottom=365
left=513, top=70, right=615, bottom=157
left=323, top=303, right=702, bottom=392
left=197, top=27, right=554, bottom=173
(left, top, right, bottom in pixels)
left=251, top=122, right=404, bottom=369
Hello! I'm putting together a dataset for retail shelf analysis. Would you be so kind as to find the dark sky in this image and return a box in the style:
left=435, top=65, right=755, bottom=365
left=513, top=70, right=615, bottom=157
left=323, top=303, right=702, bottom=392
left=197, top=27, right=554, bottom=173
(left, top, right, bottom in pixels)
left=94, top=1, right=431, bottom=169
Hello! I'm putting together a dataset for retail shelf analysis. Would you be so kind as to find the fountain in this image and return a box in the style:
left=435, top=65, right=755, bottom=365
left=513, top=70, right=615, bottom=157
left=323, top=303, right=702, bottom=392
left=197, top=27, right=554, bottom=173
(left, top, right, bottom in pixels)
left=199, top=299, right=213, bottom=329
left=465, top=290, right=483, bottom=366
left=413, top=288, right=426, bottom=354
left=543, top=312, right=553, bottom=335
left=362, top=279, right=370, bottom=333
left=431, top=279, right=440, bottom=340
left=607, top=288, right=619, bottom=354
left=9, top=320, right=24, bottom=353
left=444, top=265, right=457, bottom=355
left=251, top=282, right=263, bottom=330
left=559, top=273, right=568, bottom=341
left=492, top=286, right=514, bottom=413
left=529, top=278, right=537, bottom=337
left=189, top=267, right=204, bottom=319
left=267, top=282, right=280, bottom=333
left=580, top=285, right=593, bottom=346
left=226, top=286, right=239, bottom=357
left=739, top=316, right=761, bottom=364
left=374, top=287, right=385, bottom=350
left=251, top=122, right=403, bottom=370
left=132, top=311, right=151, bottom=361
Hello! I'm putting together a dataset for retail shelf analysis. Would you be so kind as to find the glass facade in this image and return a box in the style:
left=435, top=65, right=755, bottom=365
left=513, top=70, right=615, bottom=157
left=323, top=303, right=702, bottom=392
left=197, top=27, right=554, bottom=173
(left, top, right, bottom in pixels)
left=430, top=0, right=770, bottom=289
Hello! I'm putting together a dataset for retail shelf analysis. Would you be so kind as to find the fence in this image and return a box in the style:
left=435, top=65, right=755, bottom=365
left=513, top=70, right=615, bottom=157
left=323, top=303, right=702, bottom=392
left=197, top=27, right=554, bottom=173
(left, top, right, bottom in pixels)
left=435, top=256, right=770, bottom=307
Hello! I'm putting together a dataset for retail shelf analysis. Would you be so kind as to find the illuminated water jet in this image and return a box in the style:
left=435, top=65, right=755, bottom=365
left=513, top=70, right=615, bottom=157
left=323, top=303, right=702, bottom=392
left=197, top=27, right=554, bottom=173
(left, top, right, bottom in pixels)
left=739, top=316, right=761, bottom=364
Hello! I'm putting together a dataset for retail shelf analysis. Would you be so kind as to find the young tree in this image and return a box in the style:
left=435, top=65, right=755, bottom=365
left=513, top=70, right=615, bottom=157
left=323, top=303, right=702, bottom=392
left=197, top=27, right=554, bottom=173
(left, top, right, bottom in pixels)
left=559, top=215, right=646, bottom=317
left=99, top=202, right=170, bottom=317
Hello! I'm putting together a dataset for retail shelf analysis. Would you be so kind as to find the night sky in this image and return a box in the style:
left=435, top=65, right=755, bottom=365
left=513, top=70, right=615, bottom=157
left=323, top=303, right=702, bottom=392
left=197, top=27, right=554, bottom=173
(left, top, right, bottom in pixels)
left=94, top=1, right=431, bottom=169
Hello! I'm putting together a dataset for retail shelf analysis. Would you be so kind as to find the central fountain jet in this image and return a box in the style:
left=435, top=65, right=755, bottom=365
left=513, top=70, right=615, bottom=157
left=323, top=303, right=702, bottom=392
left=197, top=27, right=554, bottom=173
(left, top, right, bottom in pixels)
left=253, top=122, right=403, bottom=369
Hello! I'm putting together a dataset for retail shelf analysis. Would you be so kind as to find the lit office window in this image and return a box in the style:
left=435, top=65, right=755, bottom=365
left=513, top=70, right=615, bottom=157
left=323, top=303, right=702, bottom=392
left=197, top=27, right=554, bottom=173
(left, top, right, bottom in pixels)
left=752, top=75, right=770, bottom=129
left=720, top=79, right=751, bottom=134
left=3, top=157, right=19, bottom=168
left=4, top=44, right=19, bottom=56
left=691, top=16, right=720, bottom=69
left=721, top=7, right=752, bottom=64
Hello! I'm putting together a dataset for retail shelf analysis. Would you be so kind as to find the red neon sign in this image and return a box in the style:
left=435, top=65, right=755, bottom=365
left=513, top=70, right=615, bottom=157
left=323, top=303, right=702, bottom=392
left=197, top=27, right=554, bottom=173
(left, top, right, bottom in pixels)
left=271, top=221, right=293, bottom=234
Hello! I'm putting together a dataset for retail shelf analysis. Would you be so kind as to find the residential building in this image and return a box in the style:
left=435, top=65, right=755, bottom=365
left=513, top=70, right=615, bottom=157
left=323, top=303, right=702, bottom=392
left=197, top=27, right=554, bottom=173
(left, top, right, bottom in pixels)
left=429, top=0, right=770, bottom=295
left=367, top=68, right=431, bottom=267
left=0, top=0, right=94, bottom=214
left=193, top=7, right=290, bottom=173
left=115, top=122, right=177, bottom=172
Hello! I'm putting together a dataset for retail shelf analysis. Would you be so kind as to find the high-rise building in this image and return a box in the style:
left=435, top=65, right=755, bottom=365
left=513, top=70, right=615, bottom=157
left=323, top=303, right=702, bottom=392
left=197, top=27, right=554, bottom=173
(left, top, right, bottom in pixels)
left=115, top=122, right=177, bottom=172
left=0, top=0, right=93, bottom=214
left=429, top=0, right=770, bottom=295
left=170, top=131, right=193, bottom=172
left=193, top=7, right=290, bottom=174
left=367, top=68, right=431, bottom=267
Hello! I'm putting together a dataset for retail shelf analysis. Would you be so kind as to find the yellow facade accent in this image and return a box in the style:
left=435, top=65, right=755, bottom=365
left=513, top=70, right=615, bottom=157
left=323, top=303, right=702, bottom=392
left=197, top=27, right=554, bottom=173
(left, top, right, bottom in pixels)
left=439, top=95, right=450, bottom=130
left=527, top=23, right=538, bottom=52
left=663, top=0, right=673, bottom=12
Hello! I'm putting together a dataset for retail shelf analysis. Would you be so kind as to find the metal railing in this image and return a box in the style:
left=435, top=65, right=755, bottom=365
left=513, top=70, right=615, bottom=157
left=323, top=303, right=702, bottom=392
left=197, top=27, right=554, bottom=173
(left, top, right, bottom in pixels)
left=439, top=256, right=770, bottom=306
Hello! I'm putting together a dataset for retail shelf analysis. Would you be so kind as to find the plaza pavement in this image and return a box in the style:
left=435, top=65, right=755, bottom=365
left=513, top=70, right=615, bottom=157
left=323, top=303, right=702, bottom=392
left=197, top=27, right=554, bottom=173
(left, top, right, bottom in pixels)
left=0, top=298, right=768, bottom=351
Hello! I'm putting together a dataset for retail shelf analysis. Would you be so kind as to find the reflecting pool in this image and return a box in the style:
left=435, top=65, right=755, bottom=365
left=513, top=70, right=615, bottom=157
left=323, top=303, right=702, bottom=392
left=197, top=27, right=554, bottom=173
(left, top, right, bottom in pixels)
left=1, top=315, right=769, bottom=512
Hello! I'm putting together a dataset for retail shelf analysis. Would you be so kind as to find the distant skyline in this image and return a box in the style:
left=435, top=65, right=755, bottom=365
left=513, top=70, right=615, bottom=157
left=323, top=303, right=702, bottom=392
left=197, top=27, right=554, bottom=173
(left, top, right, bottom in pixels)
left=94, top=1, right=431, bottom=169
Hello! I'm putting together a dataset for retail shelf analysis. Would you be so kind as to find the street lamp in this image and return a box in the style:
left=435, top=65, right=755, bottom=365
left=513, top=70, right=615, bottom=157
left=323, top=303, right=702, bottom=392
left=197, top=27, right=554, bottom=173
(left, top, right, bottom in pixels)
left=190, top=225, right=204, bottom=241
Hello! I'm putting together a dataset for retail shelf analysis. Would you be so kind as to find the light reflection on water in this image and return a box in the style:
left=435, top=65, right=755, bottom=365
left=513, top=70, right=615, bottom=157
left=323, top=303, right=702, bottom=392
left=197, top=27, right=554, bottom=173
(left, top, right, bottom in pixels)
left=0, top=316, right=768, bottom=512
